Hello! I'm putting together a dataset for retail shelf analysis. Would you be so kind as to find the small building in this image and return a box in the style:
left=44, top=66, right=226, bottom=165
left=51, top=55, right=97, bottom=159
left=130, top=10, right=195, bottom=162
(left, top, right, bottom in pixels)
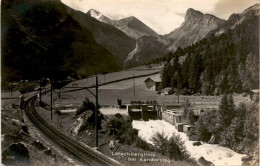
left=160, top=87, right=172, bottom=95
left=144, top=76, right=161, bottom=91
left=183, top=125, right=192, bottom=133
left=127, top=104, right=159, bottom=121
left=161, top=110, right=184, bottom=126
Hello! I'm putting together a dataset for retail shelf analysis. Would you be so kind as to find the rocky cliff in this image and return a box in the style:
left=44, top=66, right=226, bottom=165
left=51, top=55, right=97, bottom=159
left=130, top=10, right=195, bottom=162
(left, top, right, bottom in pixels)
left=166, top=8, right=225, bottom=51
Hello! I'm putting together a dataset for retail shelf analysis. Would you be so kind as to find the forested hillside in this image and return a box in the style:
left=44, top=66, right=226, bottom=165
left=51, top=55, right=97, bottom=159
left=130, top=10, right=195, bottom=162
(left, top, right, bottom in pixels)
left=66, top=7, right=136, bottom=65
left=2, top=0, right=120, bottom=82
left=152, top=5, right=259, bottom=95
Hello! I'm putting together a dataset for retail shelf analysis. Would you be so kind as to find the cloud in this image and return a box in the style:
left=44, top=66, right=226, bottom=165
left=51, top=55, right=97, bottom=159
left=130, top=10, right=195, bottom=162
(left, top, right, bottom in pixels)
left=213, top=0, right=259, bottom=19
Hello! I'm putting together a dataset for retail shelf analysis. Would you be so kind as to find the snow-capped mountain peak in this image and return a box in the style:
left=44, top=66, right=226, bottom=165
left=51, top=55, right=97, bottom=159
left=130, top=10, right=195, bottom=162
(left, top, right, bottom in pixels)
left=87, top=9, right=158, bottom=40
left=88, top=9, right=103, bottom=20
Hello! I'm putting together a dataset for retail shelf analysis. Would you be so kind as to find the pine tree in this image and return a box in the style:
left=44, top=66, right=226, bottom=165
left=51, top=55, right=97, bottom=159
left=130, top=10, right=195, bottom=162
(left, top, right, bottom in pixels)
left=217, top=95, right=235, bottom=130
left=220, top=73, right=230, bottom=94
left=161, top=63, right=172, bottom=88
left=170, top=55, right=182, bottom=89
left=230, top=60, right=243, bottom=93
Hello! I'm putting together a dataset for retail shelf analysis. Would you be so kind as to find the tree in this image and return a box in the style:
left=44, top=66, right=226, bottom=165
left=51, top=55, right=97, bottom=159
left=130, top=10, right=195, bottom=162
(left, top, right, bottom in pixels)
left=195, top=110, right=218, bottom=142
left=167, top=135, right=186, bottom=160
left=217, top=95, right=235, bottom=129
left=186, top=109, right=196, bottom=125
left=188, top=53, right=203, bottom=93
left=229, top=61, right=243, bottom=93
left=151, top=132, right=168, bottom=155
left=183, top=99, right=191, bottom=119
left=75, top=98, right=97, bottom=116
left=105, top=115, right=138, bottom=144
left=161, top=63, right=172, bottom=88
left=17, top=82, right=37, bottom=94
left=243, top=102, right=259, bottom=152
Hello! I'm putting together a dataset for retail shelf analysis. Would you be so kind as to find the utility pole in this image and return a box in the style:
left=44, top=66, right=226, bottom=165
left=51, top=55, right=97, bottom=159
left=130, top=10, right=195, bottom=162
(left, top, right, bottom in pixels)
left=50, top=79, right=53, bottom=120
left=61, top=77, right=99, bottom=147
left=10, top=83, right=13, bottom=96
left=133, top=74, right=135, bottom=96
left=86, top=66, right=88, bottom=81
left=39, top=80, right=42, bottom=104
left=177, top=88, right=179, bottom=103
left=95, top=76, right=98, bottom=147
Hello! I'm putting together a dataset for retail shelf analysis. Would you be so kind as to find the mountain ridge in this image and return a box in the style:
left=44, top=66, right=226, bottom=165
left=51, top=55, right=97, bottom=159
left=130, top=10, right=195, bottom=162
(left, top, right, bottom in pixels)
left=125, top=35, right=168, bottom=67
left=210, top=3, right=260, bottom=36
left=2, top=0, right=121, bottom=81
left=87, top=9, right=159, bottom=40
left=67, top=6, right=136, bottom=64
left=86, top=8, right=168, bottom=66
left=166, top=8, right=225, bottom=51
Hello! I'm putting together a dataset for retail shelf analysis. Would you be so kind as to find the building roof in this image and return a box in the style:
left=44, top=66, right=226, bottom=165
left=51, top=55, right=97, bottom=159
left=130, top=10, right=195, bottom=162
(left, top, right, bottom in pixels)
left=161, top=87, right=172, bottom=92
left=144, top=75, right=161, bottom=83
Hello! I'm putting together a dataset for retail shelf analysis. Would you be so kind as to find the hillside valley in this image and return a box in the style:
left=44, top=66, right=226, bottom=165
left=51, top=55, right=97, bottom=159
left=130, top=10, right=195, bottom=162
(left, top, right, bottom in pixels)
left=66, top=7, right=136, bottom=64
left=87, top=9, right=169, bottom=66
left=87, top=9, right=159, bottom=40
left=1, top=0, right=120, bottom=82
left=1, top=1, right=259, bottom=166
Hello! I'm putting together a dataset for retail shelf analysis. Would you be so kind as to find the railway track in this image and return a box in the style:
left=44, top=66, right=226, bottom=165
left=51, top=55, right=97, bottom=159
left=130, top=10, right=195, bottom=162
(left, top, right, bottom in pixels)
left=24, top=95, right=121, bottom=166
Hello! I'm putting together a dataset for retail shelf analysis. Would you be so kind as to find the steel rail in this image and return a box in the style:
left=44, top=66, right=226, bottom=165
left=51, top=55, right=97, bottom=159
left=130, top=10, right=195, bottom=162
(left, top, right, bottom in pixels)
left=24, top=96, right=121, bottom=166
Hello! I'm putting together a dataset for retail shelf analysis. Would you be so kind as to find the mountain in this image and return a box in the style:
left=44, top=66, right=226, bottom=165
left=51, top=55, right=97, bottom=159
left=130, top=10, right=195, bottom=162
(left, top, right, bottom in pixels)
left=210, top=3, right=260, bottom=36
left=2, top=0, right=120, bottom=81
left=125, top=36, right=168, bottom=67
left=87, top=9, right=159, bottom=40
left=86, top=9, right=168, bottom=66
left=159, top=4, right=259, bottom=94
left=66, top=7, right=136, bottom=64
left=87, top=9, right=114, bottom=24
left=166, top=8, right=225, bottom=51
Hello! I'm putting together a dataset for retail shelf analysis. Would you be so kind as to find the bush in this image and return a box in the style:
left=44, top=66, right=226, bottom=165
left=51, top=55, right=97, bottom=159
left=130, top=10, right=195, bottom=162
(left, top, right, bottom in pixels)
left=151, top=132, right=168, bottom=155
left=218, top=103, right=246, bottom=148
left=114, top=113, right=123, bottom=120
left=75, top=98, right=99, bottom=116
left=194, top=95, right=236, bottom=144
left=241, top=102, right=259, bottom=165
left=16, top=82, right=37, bottom=94
left=104, top=117, right=123, bottom=137
left=187, top=127, right=199, bottom=141
left=105, top=115, right=138, bottom=144
left=121, top=128, right=138, bottom=145
left=194, top=94, right=259, bottom=165
left=135, top=137, right=152, bottom=151
left=195, top=109, right=218, bottom=142
left=167, top=135, right=186, bottom=160
left=151, top=132, right=190, bottom=161
left=186, top=109, right=197, bottom=125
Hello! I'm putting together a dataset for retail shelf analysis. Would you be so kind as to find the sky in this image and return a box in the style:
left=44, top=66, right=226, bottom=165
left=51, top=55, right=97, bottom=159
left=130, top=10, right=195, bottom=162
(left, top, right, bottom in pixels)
left=61, top=0, right=259, bottom=35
